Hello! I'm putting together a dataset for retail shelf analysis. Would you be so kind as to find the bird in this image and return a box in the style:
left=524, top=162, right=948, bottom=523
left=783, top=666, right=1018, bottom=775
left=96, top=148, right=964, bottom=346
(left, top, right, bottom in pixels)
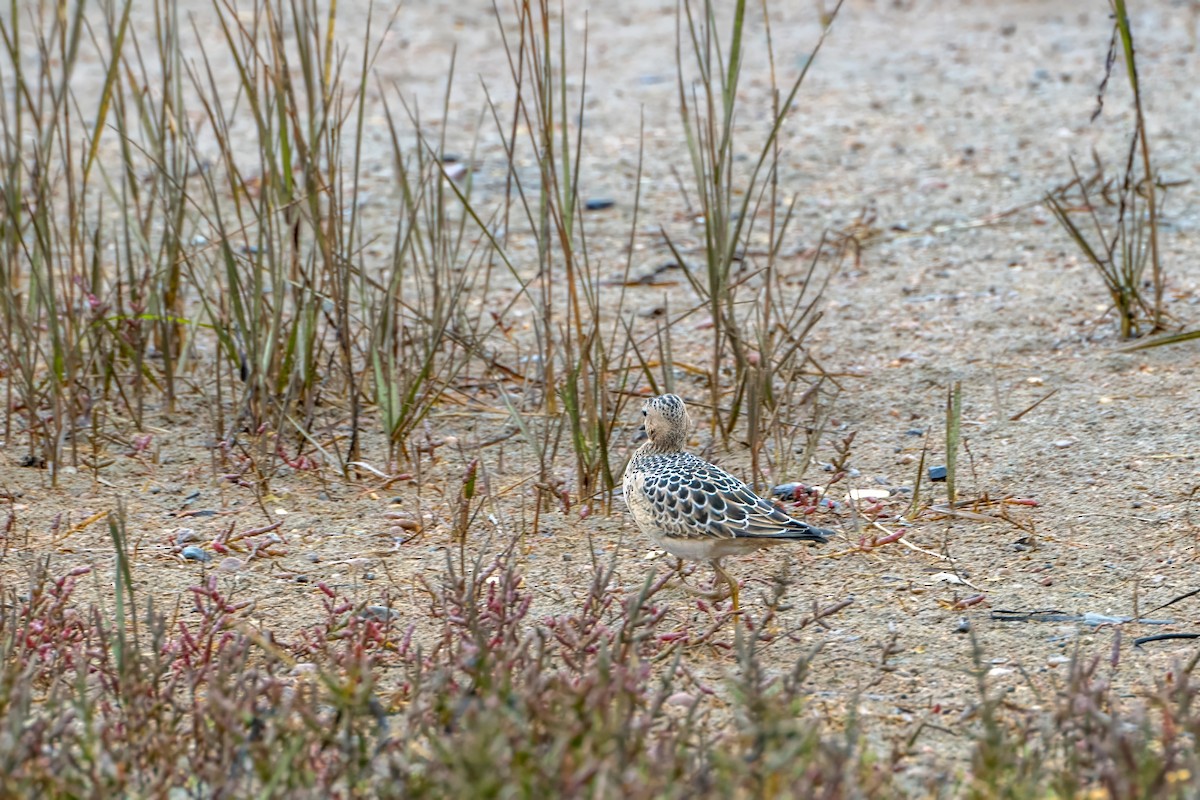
left=622, top=393, right=833, bottom=611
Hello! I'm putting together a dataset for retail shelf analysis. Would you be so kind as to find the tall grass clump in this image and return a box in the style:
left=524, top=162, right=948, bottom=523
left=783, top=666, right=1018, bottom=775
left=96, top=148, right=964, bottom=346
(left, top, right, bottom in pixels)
left=667, top=0, right=846, bottom=485
left=1046, top=0, right=1168, bottom=340
left=471, top=0, right=646, bottom=509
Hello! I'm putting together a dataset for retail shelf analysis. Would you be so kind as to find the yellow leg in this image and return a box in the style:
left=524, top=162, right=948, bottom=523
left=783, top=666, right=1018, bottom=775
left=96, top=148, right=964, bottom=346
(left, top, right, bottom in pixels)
left=711, top=559, right=739, bottom=612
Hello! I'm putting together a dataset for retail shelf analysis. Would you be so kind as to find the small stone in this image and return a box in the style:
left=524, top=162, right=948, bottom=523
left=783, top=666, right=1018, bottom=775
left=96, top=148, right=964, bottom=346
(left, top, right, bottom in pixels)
left=181, top=545, right=211, bottom=563
left=955, top=617, right=971, bottom=634
left=363, top=572, right=376, bottom=581
left=905, top=428, right=924, bottom=437
left=387, top=514, right=420, bottom=531
left=585, top=198, right=615, bottom=211
left=1053, top=439, right=1075, bottom=449
left=307, top=553, right=321, bottom=563
left=772, top=482, right=813, bottom=500
left=360, top=605, right=401, bottom=622
left=928, top=465, right=948, bottom=482
left=217, top=557, right=244, bottom=573
left=175, top=528, right=198, bottom=545
left=666, top=692, right=697, bottom=708
left=847, top=488, right=890, bottom=501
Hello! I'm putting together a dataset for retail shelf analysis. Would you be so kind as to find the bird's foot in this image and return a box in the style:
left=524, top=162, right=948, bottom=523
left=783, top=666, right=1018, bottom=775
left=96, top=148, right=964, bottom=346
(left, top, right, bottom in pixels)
left=664, top=561, right=730, bottom=601
left=680, top=580, right=733, bottom=603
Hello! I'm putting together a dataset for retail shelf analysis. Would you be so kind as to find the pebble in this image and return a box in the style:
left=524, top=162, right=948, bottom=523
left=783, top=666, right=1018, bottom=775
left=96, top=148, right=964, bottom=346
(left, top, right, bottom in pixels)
left=666, top=692, right=698, bottom=708
left=175, top=528, right=198, bottom=545
left=360, top=605, right=401, bottom=622
left=181, top=545, right=211, bottom=563
left=364, top=572, right=376, bottom=581
left=1053, top=439, right=1075, bottom=449
left=772, top=482, right=815, bottom=500
left=387, top=514, right=421, bottom=531
left=955, top=618, right=970, bottom=634
left=928, top=465, right=948, bottom=482
left=905, top=428, right=925, bottom=436
left=217, top=557, right=244, bottom=573
left=585, top=198, right=615, bottom=211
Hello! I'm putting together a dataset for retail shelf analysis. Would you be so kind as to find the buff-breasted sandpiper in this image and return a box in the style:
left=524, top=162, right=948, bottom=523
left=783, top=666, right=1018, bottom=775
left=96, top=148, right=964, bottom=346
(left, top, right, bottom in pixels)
left=623, top=393, right=833, bottom=610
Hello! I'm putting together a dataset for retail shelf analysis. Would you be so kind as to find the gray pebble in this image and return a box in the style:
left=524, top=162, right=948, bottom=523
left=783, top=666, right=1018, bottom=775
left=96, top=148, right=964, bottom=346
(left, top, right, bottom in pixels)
left=360, top=605, right=401, bottom=622
left=181, top=545, right=211, bottom=563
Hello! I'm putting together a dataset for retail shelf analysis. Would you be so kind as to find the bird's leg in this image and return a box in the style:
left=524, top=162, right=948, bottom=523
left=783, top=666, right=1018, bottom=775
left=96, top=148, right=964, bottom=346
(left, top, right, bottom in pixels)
left=668, top=558, right=731, bottom=602
left=710, top=558, right=739, bottom=612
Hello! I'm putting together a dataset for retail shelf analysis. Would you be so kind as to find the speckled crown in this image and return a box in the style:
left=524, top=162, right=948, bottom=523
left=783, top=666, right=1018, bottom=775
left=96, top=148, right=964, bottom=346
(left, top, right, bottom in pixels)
left=646, top=393, right=686, bottom=418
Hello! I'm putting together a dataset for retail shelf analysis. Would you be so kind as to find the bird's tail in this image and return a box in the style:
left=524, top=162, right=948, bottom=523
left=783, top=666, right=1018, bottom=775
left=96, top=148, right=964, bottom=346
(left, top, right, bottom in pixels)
left=744, top=521, right=833, bottom=544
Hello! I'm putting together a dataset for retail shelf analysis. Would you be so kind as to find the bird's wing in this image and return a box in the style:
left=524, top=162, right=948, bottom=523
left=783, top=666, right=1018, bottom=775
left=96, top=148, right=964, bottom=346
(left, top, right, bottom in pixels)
left=641, top=455, right=813, bottom=540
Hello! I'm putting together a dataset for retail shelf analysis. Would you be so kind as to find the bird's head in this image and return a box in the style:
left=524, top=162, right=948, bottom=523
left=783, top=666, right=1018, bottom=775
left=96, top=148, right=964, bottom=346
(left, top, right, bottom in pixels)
left=640, top=393, right=691, bottom=451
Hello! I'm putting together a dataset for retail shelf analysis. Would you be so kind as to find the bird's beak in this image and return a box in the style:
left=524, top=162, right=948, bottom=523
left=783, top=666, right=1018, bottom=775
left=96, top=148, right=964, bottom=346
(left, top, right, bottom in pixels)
left=634, top=424, right=647, bottom=443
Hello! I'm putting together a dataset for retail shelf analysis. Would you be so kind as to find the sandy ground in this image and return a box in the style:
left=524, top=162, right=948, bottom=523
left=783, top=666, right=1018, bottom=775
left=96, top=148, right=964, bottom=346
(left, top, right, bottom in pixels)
left=3, top=0, right=1200, bottom=784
